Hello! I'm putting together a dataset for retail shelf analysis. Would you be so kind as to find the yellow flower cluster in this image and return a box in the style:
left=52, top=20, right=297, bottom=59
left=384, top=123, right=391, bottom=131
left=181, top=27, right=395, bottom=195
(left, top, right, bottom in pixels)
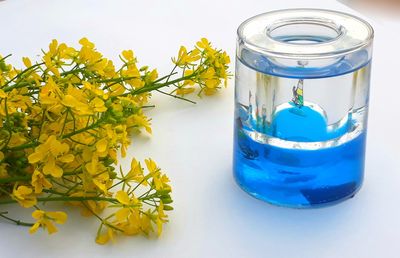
left=0, top=38, right=230, bottom=244
left=172, top=38, right=230, bottom=96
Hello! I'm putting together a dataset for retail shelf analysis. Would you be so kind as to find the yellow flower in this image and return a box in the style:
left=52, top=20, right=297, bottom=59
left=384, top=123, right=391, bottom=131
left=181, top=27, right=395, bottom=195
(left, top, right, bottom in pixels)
left=203, top=87, right=218, bottom=96
left=58, top=43, right=77, bottom=59
left=108, top=83, right=126, bottom=97
left=115, top=191, right=140, bottom=222
left=62, top=94, right=92, bottom=115
left=84, top=155, right=110, bottom=193
left=196, top=37, right=212, bottom=50
left=145, top=159, right=171, bottom=191
left=30, top=135, right=73, bottom=163
left=123, top=64, right=140, bottom=77
left=104, top=124, right=130, bottom=157
left=42, top=52, right=60, bottom=77
left=79, top=37, right=95, bottom=49
left=29, top=210, right=67, bottom=234
left=220, top=51, right=231, bottom=65
left=6, top=133, right=27, bottom=149
left=90, top=97, right=107, bottom=113
left=124, top=158, right=146, bottom=185
left=118, top=212, right=141, bottom=236
left=145, top=158, right=158, bottom=173
left=121, top=64, right=144, bottom=88
left=155, top=174, right=171, bottom=191
left=156, top=202, right=168, bottom=236
left=122, top=50, right=135, bottom=62
left=42, top=156, right=63, bottom=178
left=94, top=172, right=111, bottom=193
left=22, top=57, right=32, bottom=68
left=0, top=89, right=32, bottom=116
left=103, top=60, right=116, bottom=78
left=48, top=39, right=59, bottom=56
left=96, top=226, right=115, bottom=245
left=199, top=67, right=220, bottom=89
left=131, top=114, right=152, bottom=134
left=39, top=77, right=63, bottom=106
left=68, top=191, right=106, bottom=216
left=89, top=58, right=109, bottom=75
left=0, top=163, right=8, bottom=179
left=12, top=186, right=37, bottom=208
left=28, top=135, right=74, bottom=178
left=83, top=81, right=105, bottom=97
left=95, top=138, right=108, bottom=155
left=85, top=154, right=99, bottom=175
left=31, top=170, right=52, bottom=194
left=182, top=69, right=196, bottom=86
left=116, top=191, right=131, bottom=206
left=78, top=38, right=103, bottom=67
left=0, top=89, right=7, bottom=99
left=139, top=211, right=153, bottom=235
left=176, top=87, right=195, bottom=96
left=145, top=69, right=158, bottom=83
left=173, top=46, right=200, bottom=66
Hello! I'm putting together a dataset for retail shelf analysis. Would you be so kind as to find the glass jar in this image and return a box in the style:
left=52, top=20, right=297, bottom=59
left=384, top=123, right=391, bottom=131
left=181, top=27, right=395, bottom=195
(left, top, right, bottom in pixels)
left=233, top=9, right=374, bottom=208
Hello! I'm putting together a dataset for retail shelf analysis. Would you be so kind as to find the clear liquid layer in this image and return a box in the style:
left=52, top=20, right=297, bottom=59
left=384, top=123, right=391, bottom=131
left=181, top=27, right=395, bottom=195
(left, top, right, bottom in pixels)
left=233, top=57, right=370, bottom=208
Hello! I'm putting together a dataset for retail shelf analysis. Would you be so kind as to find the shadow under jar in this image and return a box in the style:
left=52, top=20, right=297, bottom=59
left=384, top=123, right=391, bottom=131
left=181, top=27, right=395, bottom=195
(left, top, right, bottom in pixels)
left=233, top=9, right=374, bottom=208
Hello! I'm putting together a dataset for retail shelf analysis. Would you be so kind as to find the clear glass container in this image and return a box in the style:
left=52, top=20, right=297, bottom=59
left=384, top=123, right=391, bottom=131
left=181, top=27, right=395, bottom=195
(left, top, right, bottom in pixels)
left=233, top=9, right=374, bottom=208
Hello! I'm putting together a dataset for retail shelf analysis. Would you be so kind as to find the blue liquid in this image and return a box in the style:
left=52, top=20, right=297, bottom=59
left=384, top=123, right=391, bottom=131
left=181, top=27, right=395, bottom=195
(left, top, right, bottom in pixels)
left=271, top=104, right=350, bottom=142
left=233, top=105, right=367, bottom=208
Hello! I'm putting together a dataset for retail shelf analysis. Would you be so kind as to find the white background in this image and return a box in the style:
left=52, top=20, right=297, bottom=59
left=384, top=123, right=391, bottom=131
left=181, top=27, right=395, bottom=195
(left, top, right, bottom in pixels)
left=0, top=0, right=399, bottom=257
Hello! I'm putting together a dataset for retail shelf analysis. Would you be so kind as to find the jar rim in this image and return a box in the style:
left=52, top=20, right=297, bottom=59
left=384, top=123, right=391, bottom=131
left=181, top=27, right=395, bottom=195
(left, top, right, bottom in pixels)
left=237, top=8, right=374, bottom=60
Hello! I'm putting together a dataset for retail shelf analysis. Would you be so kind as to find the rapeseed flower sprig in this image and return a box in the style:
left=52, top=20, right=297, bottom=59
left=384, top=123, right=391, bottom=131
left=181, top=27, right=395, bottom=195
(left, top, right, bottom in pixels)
left=0, top=37, right=230, bottom=244
left=172, top=38, right=231, bottom=97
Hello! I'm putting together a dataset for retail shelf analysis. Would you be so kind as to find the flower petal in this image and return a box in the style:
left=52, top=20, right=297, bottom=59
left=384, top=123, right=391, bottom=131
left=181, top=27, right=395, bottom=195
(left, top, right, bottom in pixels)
left=115, top=191, right=130, bottom=205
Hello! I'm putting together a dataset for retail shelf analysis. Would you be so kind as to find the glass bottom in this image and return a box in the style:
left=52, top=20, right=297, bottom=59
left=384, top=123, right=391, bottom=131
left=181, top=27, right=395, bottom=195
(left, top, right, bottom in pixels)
left=233, top=130, right=366, bottom=209
left=234, top=172, right=363, bottom=208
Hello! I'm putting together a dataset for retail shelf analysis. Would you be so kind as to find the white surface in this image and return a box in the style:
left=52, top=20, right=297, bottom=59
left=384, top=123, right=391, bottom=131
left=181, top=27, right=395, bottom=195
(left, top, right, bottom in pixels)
left=0, top=0, right=399, bottom=257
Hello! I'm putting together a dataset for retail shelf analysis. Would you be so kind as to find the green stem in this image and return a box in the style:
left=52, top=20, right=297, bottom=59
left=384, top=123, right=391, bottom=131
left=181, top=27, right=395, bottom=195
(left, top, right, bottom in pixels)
left=0, top=175, right=31, bottom=184
left=2, top=64, right=84, bottom=93
left=61, top=118, right=104, bottom=139
left=0, top=171, right=82, bottom=184
left=8, top=117, right=104, bottom=151
left=125, top=73, right=196, bottom=96
left=156, top=89, right=196, bottom=104
left=0, top=212, right=34, bottom=227
left=42, top=189, right=69, bottom=196
left=60, top=67, right=86, bottom=76
left=0, top=196, right=118, bottom=205
left=107, top=179, right=125, bottom=192
left=6, top=142, right=37, bottom=151
left=0, top=54, right=12, bottom=63
left=2, top=63, right=45, bottom=91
